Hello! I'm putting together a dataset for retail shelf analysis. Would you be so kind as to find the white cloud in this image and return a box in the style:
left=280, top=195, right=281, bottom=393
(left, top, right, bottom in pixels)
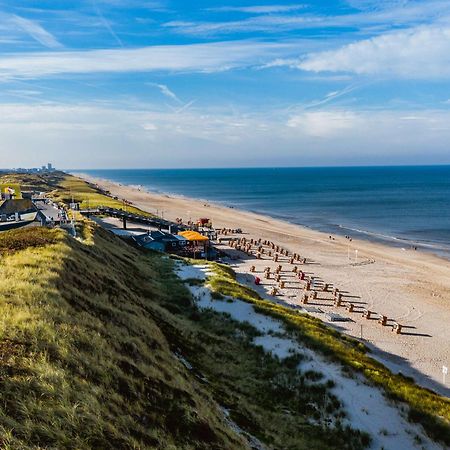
left=164, top=1, right=450, bottom=36
left=10, top=14, right=62, bottom=48
left=1, top=103, right=450, bottom=168
left=149, top=83, right=181, bottom=103
left=92, top=0, right=124, bottom=47
left=0, top=41, right=295, bottom=79
left=287, top=111, right=361, bottom=136
left=297, top=25, right=450, bottom=79
left=210, top=5, right=306, bottom=14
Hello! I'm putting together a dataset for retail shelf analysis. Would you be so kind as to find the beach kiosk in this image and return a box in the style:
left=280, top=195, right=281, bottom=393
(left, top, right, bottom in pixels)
left=178, top=230, right=210, bottom=259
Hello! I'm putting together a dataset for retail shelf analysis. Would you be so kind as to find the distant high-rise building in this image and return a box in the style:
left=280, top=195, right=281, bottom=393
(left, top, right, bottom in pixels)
left=48, top=163, right=53, bottom=171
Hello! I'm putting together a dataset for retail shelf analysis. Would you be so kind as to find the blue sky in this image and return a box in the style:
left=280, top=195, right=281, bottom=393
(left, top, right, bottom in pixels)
left=1, top=0, right=450, bottom=168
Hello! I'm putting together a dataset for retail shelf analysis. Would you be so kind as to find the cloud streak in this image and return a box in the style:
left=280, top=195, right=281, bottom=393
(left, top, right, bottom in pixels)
left=164, top=1, right=450, bottom=36
left=92, top=0, right=124, bottom=47
left=210, top=4, right=306, bottom=14
left=150, top=83, right=182, bottom=103
left=10, top=14, right=62, bottom=48
left=0, top=40, right=296, bottom=79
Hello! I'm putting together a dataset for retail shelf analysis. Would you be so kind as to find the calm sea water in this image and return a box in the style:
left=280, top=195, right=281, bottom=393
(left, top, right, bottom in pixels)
left=73, top=166, right=450, bottom=258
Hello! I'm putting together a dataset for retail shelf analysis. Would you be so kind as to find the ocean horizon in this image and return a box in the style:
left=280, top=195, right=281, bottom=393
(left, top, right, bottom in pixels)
left=72, top=165, right=450, bottom=259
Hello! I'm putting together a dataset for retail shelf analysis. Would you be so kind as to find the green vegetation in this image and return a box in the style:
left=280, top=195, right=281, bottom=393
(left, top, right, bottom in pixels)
left=49, top=173, right=154, bottom=216
left=206, top=262, right=450, bottom=446
left=0, top=227, right=60, bottom=254
left=0, top=172, right=153, bottom=217
left=0, top=220, right=371, bottom=449
left=0, top=172, right=61, bottom=193
left=1, top=172, right=448, bottom=448
left=0, top=224, right=245, bottom=449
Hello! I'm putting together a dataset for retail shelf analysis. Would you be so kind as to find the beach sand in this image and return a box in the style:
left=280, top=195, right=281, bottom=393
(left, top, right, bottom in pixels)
left=79, top=174, right=450, bottom=397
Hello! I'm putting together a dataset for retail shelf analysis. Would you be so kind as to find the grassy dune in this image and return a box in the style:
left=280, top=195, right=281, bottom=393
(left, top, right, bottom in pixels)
left=1, top=172, right=448, bottom=448
left=207, top=263, right=450, bottom=446
left=0, top=222, right=372, bottom=449
left=49, top=173, right=154, bottom=217
left=0, top=225, right=247, bottom=449
left=0, top=172, right=153, bottom=217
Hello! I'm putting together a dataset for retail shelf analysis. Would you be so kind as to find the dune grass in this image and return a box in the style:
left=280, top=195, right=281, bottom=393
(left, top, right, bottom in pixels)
left=0, top=221, right=372, bottom=449
left=49, top=173, right=154, bottom=217
left=206, top=262, right=450, bottom=446
left=0, top=171, right=154, bottom=217
left=0, top=224, right=249, bottom=449
left=2, top=172, right=446, bottom=448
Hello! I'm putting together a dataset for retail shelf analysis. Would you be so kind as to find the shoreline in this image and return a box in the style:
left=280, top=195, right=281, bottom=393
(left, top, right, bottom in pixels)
left=72, top=171, right=450, bottom=261
left=76, top=172, right=450, bottom=397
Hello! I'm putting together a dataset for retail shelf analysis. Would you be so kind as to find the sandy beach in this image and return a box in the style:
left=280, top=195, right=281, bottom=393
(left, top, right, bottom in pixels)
left=79, top=174, right=450, bottom=397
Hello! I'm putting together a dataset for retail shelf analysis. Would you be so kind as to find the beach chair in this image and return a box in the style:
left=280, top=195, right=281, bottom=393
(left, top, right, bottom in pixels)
left=378, top=315, right=387, bottom=326
left=392, top=322, right=402, bottom=334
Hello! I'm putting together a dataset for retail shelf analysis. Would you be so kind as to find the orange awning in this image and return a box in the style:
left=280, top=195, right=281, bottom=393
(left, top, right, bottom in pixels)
left=178, top=231, right=209, bottom=242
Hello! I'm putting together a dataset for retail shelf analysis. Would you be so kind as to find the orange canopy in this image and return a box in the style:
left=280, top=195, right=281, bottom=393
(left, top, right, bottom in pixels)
left=178, top=231, right=209, bottom=242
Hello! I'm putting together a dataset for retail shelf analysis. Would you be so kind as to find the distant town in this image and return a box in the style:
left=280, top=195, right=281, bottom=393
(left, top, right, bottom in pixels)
left=6, top=163, right=56, bottom=174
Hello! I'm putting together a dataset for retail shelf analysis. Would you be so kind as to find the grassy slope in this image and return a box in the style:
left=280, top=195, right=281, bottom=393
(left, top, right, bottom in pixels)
left=0, top=172, right=153, bottom=217
left=49, top=173, right=154, bottom=217
left=0, top=221, right=371, bottom=449
left=1, top=172, right=447, bottom=448
left=207, top=263, right=450, bottom=446
left=0, top=225, right=247, bottom=449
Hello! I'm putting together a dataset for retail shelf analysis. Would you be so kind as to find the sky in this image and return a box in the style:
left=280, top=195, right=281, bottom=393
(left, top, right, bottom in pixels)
left=1, top=0, right=450, bottom=169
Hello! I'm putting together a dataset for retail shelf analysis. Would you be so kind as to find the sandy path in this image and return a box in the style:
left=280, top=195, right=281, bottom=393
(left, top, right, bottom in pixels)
left=78, top=174, right=450, bottom=397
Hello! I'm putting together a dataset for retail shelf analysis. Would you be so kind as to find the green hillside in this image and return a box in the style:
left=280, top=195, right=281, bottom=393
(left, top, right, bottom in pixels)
left=0, top=172, right=448, bottom=449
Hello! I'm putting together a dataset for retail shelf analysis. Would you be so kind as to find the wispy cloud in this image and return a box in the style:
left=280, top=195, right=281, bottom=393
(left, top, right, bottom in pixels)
left=0, top=40, right=296, bottom=79
left=287, top=110, right=361, bottom=136
left=298, top=25, right=450, bottom=79
left=164, top=1, right=450, bottom=36
left=92, top=0, right=124, bottom=47
left=304, top=84, right=361, bottom=109
left=209, top=4, right=306, bottom=14
left=9, top=14, right=62, bottom=48
left=2, top=102, right=450, bottom=168
left=149, top=83, right=182, bottom=103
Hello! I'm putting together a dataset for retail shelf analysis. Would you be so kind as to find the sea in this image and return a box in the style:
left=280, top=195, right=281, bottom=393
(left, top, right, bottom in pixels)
left=72, top=166, right=450, bottom=259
